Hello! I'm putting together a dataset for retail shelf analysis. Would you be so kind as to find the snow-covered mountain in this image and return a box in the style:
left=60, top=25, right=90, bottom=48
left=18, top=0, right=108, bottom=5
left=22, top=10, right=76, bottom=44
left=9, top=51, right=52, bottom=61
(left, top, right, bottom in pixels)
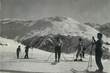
left=98, top=23, right=110, bottom=37
left=21, top=16, right=100, bottom=40
left=19, top=16, right=110, bottom=45
left=1, top=17, right=110, bottom=53
left=16, top=17, right=110, bottom=57
left=1, top=16, right=110, bottom=41
left=85, top=22, right=110, bottom=37
left=0, top=18, right=34, bottom=40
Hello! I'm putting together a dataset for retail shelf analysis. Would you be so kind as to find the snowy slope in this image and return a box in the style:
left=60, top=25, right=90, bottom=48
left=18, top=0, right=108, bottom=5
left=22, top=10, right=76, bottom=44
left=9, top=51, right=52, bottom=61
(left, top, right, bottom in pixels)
left=0, top=37, right=24, bottom=52
left=0, top=37, right=110, bottom=73
left=0, top=37, right=51, bottom=60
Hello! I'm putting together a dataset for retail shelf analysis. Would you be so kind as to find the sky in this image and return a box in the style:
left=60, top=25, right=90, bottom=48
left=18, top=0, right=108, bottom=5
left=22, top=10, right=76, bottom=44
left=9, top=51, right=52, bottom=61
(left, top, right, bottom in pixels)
left=0, top=0, right=110, bottom=24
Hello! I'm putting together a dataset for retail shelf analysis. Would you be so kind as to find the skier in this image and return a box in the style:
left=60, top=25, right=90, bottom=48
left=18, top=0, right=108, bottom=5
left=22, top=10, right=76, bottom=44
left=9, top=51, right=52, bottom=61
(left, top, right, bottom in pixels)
left=92, top=33, right=104, bottom=72
left=74, top=38, right=84, bottom=61
left=24, top=45, right=29, bottom=59
left=82, top=46, right=86, bottom=58
left=55, top=36, right=63, bottom=62
left=16, top=45, right=21, bottom=59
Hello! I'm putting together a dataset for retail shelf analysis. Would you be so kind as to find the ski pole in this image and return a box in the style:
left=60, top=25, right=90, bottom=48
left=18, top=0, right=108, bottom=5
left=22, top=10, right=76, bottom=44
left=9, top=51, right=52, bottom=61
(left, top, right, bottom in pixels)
left=47, top=53, right=53, bottom=61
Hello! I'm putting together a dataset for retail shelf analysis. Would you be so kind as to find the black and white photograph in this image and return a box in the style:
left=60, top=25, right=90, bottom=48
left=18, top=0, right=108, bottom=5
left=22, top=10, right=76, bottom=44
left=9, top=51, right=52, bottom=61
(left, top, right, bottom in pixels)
left=0, top=0, right=110, bottom=73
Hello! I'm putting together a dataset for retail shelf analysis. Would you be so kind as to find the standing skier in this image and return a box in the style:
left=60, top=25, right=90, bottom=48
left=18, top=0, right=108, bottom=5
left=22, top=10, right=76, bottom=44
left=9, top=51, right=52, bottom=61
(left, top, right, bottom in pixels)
left=92, top=33, right=105, bottom=72
left=16, top=45, right=21, bottom=59
left=74, top=38, right=84, bottom=61
left=24, top=45, right=30, bottom=59
left=55, top=36, right=63, bottom=62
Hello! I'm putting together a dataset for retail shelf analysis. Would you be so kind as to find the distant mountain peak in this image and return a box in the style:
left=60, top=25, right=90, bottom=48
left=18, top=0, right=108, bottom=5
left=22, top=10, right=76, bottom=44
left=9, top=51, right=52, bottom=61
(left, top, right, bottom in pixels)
left=0, top=16, right=109, bottom=42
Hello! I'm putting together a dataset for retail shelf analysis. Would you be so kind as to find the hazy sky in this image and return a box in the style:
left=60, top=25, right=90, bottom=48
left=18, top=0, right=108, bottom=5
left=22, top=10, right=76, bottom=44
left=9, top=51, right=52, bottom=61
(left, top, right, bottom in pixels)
left=0, top=0, right=110, bottom=24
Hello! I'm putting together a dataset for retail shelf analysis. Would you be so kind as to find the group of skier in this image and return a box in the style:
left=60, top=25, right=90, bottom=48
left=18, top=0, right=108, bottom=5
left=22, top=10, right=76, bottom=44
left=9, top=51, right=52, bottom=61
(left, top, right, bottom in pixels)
left=74, top=33, right=110, bottom=72
left=16, top=45, right=30, bottom=59
left=16, top=33, right=110, bottom=73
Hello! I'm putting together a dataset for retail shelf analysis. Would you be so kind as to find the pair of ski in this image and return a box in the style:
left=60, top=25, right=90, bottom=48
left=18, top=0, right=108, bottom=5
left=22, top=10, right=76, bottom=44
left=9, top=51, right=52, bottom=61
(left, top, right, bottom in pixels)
left=70, top=68, right=106, bottom=73
left=71, top=68, right=88, bottom=73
